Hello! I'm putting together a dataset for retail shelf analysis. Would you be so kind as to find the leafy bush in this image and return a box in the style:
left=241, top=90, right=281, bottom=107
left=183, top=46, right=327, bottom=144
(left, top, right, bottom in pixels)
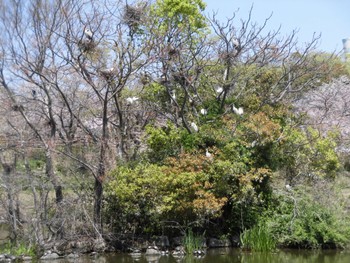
left=266, top=189, right=350, bottom=249
left=145, top=123, right=183, bottom=163
left=104, top=160, right=227, bottom=235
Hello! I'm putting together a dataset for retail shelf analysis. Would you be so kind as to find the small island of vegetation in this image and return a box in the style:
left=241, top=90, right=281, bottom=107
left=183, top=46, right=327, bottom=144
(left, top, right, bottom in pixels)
left=0, top=0, right=350, bottom=260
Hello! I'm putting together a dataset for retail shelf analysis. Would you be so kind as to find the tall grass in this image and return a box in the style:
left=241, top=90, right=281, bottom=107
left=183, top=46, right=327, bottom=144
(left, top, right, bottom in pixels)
left=240, top=223, right=276, bottom=252
left=182, top=229, right=204, bottom=254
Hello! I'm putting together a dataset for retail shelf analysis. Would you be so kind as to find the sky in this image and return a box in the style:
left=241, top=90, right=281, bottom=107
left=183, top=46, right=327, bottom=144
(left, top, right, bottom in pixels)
left=204, top=0, right=349, bottom=54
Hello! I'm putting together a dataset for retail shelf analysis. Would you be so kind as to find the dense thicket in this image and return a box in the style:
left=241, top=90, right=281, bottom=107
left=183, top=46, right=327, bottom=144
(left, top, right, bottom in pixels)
left=0, top=0, right=349, bottom=253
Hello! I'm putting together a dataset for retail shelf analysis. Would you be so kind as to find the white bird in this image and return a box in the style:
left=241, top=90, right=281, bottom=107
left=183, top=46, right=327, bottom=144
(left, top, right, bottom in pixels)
left=200, top=108, right=207, bottom=115
left=170, top=90, right=176, bottom=100
left=216, top=87, right=223, bottom=94
left=251, top=140, right=257, bottom=148
left=285, top=184, right=292, bottom=191
left=126, top=97, right=139, bottom=104
left=84, top=28, right=93, bottom=40
left=223, top=68, right=228, bottom=81
left=232, top=38, right=240, bottom=49
left=205, top=149, right=212, bottom=158
left=100, top=67, right=115, bottom=75
left=232, top=104, right=244, bottom=115
left=190, top=122, right=199, bottom=132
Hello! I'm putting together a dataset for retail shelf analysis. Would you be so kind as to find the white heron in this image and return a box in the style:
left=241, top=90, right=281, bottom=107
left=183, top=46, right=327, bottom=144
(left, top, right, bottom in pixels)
left=232, top=38, right=240, bottom=49
left=223, top=68, right=228, bottom=81
left=232, top=104, right=244, bottom=115
left=251, top=140, right=257, bottom=148
left=101, top=67, right=114, bottom=74
left=126, top=97, right=139, bottom=104
left=200, top=108, right=207, bottom=115
left=191, top=122, right=199, bottom=132
left=170, top=90, right=176, bottom=100
left=84, top=28, right=93, bottom=40
left=205, top=149, right=212, bottom=158
left=216, top=87, right=223, bottom=94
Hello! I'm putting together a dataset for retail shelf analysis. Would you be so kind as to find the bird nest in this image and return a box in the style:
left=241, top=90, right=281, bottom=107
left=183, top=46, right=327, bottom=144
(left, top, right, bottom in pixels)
left=99, top=68, right=117, bottom=81
left=123, top=4, right=144, bottom=29
left=219, top=51, right=237, bottom=65
left=78, top=39, right=97, bottom=53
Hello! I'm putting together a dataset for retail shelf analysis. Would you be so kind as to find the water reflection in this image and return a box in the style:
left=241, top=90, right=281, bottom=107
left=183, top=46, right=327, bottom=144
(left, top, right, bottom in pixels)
left=38, top=249, right=350, bottom=263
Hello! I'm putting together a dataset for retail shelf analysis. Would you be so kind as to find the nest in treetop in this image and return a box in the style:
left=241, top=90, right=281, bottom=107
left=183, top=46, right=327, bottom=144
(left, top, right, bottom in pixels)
left=219, top=51, right=237, bottom=65
left=140, top=74, right=151, bottom=85
left=168, top=48, right=178, bottom=57
left=172, top=72, right=187, bottom=86
left=123, top=4, right=143, bottom=29
left=99, top=68, right=116, bottom=81
left=78, top=39, right=97, bottom=53
left=12, top=104, right=24, bottom=112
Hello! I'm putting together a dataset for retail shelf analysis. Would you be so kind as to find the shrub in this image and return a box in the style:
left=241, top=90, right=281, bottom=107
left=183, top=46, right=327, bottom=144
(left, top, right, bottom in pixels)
left=104, top=161, right=227, bottom=235
left=266, top=190, right=350, bottom=249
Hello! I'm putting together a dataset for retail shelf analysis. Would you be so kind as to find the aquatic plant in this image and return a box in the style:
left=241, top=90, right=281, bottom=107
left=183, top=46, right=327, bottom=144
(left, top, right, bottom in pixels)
left=182, top=228, right=205, bottom=254
left=240, top=222, right=276, bottom=252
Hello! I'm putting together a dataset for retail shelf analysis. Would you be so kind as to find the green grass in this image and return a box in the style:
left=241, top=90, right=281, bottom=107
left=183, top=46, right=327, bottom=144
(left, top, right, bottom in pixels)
left=240, top=223, right=276, bottom=252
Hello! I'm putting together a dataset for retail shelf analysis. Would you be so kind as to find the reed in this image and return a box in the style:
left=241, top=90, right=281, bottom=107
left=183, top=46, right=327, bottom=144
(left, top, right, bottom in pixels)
left=182, top=229, right=204, bottom=254
left=240, top=223, right=276, bottom=252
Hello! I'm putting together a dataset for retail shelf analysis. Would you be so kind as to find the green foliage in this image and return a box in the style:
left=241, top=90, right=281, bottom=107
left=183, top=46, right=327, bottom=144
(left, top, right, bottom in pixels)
left=141, top=82, right=170, bottom=107
left=0, top=241, right=36, bottom=257
left=301, top=52, right=349, bottom=84
left=24, top=149, right=46, bottom=170
left=182, top=228, right=204, bottom=254
left=151, top=0, right=207, bottom=32
left=266, top=189, right=350, bottom=249
left=279, top=127, right=340, bottom=180
left=105, top=159, right=227, bottom=235
left=145, top=122, right=183, bottom=162
left=240, top=222, right=276, bottom=252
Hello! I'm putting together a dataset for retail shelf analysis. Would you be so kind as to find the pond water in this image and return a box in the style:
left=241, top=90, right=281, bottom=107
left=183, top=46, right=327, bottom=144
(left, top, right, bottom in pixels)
left=38, top=248, right=350, bottom=263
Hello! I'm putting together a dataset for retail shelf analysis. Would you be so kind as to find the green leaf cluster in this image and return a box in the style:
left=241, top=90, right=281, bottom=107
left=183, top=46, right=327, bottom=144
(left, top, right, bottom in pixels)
left=279, top=127, right=340, bottom=179
left=105, top=160, right=227, bottom=234
left=265, top=190, right=350, bottom=249
left=151, top=0, right=207, bottom=32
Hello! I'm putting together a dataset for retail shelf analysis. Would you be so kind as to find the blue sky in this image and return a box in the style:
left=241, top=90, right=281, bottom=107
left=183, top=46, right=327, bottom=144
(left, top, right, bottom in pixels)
left=204, top=0, right=349, bottom=53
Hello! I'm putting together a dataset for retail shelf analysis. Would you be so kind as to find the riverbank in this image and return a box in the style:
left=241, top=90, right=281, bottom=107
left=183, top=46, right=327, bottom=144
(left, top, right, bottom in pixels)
left=4, top=247, right=350, bottom=263
left=0, top=233, right=239, bottom=261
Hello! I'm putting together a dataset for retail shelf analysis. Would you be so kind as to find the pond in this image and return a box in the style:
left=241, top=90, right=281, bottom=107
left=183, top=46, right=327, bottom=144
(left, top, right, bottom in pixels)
left=38, top=248, right=350, bottom=263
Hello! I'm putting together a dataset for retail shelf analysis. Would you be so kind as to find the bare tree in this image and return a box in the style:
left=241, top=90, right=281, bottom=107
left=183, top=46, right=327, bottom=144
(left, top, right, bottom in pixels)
left=0, top=0, right=66, bottom=205
left=54, top=0, right=157, bottom=232
left=295, top=76, right=350, bottom=150
left=208, top=7, right=339, bottom=110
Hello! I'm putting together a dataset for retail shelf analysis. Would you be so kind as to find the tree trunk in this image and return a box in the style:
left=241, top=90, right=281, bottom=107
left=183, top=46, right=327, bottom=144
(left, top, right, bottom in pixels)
left=45, top=147, right=65, bottom=239
left=1, top=158, right=19, bottom=243
left=45, top=149, right=63, bottom=204
left=94, top=176, right=103, bottom=234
